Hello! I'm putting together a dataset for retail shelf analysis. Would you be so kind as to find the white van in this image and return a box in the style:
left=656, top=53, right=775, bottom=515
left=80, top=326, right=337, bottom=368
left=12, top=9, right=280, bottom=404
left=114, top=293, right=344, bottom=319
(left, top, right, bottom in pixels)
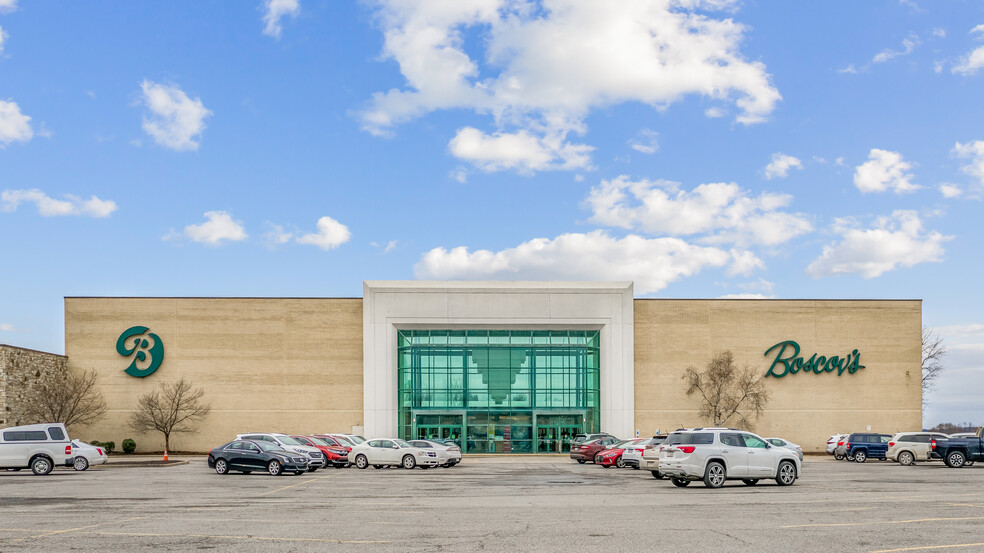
left=0, top=423, right=73, bottom=475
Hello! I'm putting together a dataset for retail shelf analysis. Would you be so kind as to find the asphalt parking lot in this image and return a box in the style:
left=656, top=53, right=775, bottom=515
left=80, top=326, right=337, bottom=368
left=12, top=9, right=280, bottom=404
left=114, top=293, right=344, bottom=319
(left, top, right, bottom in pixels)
left=2, top=457, right=983, bottom=553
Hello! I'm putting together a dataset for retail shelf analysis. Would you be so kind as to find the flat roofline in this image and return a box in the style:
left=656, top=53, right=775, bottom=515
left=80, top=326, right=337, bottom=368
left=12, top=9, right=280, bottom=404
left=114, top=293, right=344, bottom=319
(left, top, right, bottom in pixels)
left=0, top=344, right=67, bottom=358
left=633, top=298, right=922, bottom=302
left=64, top=296, right=362, bottom=300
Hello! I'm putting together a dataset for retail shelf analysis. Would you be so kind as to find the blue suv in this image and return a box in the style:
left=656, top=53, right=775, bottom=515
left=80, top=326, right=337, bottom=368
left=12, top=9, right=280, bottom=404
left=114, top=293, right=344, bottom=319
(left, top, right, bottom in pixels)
left=846, top=433, right=892, bottom=463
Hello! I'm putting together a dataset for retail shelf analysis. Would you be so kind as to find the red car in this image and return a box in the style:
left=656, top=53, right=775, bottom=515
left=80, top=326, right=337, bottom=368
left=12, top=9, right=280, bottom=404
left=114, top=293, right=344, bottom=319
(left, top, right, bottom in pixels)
left=292, top=435, right=349, bottom=467
left=594, top=439, right=648, bottom=468
left=570, top=436, right=620, bottom=464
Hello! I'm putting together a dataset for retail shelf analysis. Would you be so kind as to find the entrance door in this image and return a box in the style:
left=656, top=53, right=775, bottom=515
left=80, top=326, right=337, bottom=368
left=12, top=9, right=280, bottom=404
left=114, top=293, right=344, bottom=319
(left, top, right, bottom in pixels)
left=535, top=414, right=584, bottom=453
left=414, top=414, right=463, bottom=448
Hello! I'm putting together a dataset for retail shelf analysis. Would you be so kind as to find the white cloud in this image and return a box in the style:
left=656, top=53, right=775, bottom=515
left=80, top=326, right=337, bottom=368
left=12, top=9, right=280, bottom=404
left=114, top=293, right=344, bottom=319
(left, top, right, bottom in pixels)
left=448, top=127, right=593, bottom=173
left=139, top=80, right=212, bottom=151
left=806, top=210, right=951, bottom=279
left=939, top=183, right=963, bottom=198
left=763, top=152, right=803, bottom=180
left=0, top=99, right=33, bottom=147
left=0, top=323, right=16, bottom=332
left=414, top=230, right=736, bottom=295
left=383, top=240, right=397, bottom=254
left=263, top=223, right=293, bottom=247
left=933, top=28, right=946, bottom=39
left=262, top=0, right=300, bottom=39
left=450, top=167, right=468, bottom=183
left=952, top=25, right=984, bottom=75
left=704, top=107, right=726, bottom=118
left=1, top=189, right=117, bottom=217
left=727, top=249, right=764, bottom=276
left=0, top=24, right=8, bottom=56
left=296, top=216, right=350, bottom=250
left=183, top=211, right=247, bottom=246
left=362, top=0, right=780, bottom=173
left=953, top=140, right=984, bottom=190
left=853, top=149, right=919, bottom=193
left=628, top=129, right=659, bottom=155
left=585, top=176, right=812, bottom=247
left=838, top=64, right=858, bottom=74
left=0, top=0, right=15, bottom=14
left=872, top=33, right=920, bottom=63
left=717, top=293, right=772, bottom=299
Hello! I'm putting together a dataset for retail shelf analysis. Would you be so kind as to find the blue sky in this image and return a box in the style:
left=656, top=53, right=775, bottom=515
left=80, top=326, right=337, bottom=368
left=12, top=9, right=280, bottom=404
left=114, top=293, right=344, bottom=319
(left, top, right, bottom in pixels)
left=1, top=1, right=982, bottom=426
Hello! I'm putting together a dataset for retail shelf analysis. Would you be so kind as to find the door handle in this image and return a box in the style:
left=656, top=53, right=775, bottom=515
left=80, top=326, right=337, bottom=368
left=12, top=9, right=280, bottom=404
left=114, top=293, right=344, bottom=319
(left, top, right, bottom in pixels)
left=721, top=449, right=729, bottom=453
left=749, top=452, right=754, bottom=455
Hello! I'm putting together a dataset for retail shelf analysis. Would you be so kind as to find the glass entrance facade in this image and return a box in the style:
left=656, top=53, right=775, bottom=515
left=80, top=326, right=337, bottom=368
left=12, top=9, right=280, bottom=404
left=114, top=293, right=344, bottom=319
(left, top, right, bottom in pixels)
left=397, top=329, right=601, bottom=453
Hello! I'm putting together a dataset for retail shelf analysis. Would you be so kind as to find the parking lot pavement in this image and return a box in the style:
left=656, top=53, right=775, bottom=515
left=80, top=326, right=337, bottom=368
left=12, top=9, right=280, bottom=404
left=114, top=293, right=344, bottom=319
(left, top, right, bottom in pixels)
left=2, top=457, right=984, bottom=553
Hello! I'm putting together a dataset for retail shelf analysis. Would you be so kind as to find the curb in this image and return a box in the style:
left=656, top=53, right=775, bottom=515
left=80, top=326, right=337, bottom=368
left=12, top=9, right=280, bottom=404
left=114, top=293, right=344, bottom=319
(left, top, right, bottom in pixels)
left=96, top=460, right=190, bottom=469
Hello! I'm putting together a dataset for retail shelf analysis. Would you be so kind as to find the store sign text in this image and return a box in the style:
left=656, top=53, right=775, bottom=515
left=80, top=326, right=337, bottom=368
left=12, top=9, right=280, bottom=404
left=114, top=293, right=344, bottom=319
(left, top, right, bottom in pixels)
left=764, top=340, right=864, bottom=378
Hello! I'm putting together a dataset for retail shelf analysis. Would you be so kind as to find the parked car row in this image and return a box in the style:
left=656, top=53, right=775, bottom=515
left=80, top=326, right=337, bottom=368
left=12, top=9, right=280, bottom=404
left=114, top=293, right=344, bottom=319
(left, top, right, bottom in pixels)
left=207, top=432, right=463, bottom=475
left=0, top=423, right=108, bottom=475
left=572, top=428, right=802, bottom=488
left=826, top=431, right=980, bottom=467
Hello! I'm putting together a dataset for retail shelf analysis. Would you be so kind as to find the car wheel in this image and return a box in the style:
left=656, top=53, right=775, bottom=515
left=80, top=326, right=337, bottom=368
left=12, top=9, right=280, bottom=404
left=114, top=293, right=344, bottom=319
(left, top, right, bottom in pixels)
left=242, top=471, right=251, bottom=474
left=355, top=455, right=368, bottom=469
left=834, top=454, right=844, bottom=460
left=267, top=460, right=283, bottom=476
left=946, top=451, right=967, bottom=468
left=898, top=451, right=915, bottom=466
left=742, top=479, right=759, bottom=486
left=402, top=455, right=416, bottom=470
left=214, top=459, right=228, bottom=475
left=854, top=450, right=867, bottom=463
left=30, top=457, right=52, bottom=476
left=776, top=461, right=797, bottom=486
left=420, top=466, right=430, bottom=470
left=966, top=461, right=975, bottom=467
left=576, top=459, right=586, bottom=464
left=650, top=470, right=664, bottom=479
left=373, top=465, right=384, bottom=469
left=308, top=467, right=318, bottom=473
left=73, top=456, right=89, bottom=471
left=670, top=477, right=690, bottom=487
left=615, top=457, right=625, bottom=469
left=294, top=471, right=305, bottom=475
left=703, top=462, right=726, bottom=489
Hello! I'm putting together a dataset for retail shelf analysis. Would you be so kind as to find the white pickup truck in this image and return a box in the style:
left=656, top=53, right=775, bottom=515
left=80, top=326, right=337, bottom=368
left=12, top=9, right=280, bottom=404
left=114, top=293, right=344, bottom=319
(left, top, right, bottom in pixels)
left=0, top=423, right=74, bottom=475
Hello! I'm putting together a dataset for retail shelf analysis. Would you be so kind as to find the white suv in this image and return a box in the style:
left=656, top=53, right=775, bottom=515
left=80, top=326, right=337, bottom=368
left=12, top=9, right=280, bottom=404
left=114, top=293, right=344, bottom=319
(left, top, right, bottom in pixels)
left=0, top=423, right=73, bottom=475
left=658, top=428, right=801, bottom=488
left=236, top=433, right=325, bottom=471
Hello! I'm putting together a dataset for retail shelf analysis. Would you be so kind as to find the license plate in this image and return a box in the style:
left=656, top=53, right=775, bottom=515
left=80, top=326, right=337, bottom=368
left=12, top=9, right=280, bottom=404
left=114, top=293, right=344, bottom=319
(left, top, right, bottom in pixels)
left=667, top=451, right=674, bottom=457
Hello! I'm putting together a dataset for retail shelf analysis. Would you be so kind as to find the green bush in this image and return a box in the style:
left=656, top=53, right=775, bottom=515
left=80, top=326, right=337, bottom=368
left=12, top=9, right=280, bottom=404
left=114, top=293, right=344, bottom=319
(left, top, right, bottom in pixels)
left=102, top=441, right=116, bottom=455
left=121, top=438, right=136, bottom=454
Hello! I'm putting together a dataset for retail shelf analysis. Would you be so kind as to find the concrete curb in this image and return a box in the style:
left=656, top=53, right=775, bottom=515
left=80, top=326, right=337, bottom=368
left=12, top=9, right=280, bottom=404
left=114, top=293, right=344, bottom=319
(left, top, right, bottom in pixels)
left=96, top=459, right=190, bottom=468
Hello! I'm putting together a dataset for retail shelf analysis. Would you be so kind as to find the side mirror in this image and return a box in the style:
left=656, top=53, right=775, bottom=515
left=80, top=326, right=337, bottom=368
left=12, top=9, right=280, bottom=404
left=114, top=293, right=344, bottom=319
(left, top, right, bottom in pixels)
left=392, top=445, right=399, bottom=449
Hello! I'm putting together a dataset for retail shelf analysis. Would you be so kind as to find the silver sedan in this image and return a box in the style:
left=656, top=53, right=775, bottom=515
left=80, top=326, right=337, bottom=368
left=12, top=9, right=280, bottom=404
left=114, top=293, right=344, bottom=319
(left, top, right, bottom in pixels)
left=766, top=437, right=804, bottom=461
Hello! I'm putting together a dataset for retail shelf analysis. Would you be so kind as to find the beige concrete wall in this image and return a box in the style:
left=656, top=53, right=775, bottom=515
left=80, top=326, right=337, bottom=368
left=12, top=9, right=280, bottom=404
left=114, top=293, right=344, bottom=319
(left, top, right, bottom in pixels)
left=65, top=298, right=363, bottom=453
left=633, top=300, right=922, bottom=452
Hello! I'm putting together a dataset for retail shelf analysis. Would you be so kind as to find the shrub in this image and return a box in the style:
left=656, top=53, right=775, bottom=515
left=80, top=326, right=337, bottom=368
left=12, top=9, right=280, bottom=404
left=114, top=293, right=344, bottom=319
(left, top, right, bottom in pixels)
left=102, top=441, right=116, bottom=455
left=121, top=438, right=136, bottom=454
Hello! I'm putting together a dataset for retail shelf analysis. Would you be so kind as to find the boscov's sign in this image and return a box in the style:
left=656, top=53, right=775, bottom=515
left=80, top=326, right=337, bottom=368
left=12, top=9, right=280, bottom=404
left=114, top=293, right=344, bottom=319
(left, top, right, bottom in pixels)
left=116, top=326, right=164, bottom=378
left=764, top=340, right=864, bottom=378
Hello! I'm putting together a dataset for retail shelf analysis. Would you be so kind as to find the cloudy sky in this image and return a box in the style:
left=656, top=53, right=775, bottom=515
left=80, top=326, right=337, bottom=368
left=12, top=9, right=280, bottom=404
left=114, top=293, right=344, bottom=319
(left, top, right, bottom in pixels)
left=1, top=1, right=982, bottom=427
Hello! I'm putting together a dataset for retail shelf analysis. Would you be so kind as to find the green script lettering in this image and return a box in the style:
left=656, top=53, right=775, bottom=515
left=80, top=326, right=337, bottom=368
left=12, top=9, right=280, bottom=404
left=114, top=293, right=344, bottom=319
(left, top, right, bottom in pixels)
left=764, top=341, right=800, bottom=378
left=764, top=342, right=864, bottom=378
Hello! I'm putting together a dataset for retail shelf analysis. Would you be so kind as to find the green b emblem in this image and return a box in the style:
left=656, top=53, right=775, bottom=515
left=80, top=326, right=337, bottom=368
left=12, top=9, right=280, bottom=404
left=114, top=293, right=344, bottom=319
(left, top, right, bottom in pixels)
left=117, top=326, right=164, bottom=378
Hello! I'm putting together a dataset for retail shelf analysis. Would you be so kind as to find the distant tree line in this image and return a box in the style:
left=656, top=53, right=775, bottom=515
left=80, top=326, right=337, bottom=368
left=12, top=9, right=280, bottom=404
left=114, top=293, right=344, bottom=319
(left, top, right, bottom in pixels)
left=928, top=422, right=980, bottom=434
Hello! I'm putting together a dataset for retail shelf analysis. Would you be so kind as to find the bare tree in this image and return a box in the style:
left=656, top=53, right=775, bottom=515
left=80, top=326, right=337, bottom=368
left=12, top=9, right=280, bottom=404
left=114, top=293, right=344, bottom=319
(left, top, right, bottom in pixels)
left=128, top=378, right=211, bottom=452
left=922, top=326, right=947, bottom=400
left=23, top=368, right=107, bottom=430
left=683, top=351, right=769, bottom=429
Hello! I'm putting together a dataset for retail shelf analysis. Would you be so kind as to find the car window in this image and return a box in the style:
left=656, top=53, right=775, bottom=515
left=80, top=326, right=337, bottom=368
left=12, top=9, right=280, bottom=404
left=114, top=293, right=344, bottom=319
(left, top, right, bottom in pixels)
left=367, top=440, right=382, bottom=447
left=767, top=439, right=785, bottom=447
left=378, top=440, right=394, bottom=448
left=308, top=437, right=329, bottom=446
left=2, top=430, right=48, bottom=441
left=721, top=433, right=744, bottom=447
left=349, top=436, right=367, bottom=444
left=256, top=441, right=280, bottom=452
left=320, top=437, right=338, bottom=446
left=48, top=427, right=66, bottom=441
left=279, top=436, right=302, bottom=446
left=880, top=436, right=891, bottom=444
left=293, top=437, right=312, bottom=446
left=395, top=440, right=412, bottom=448
left=743, top=435, right=768, bottom=449
left=911, top=434, right=929, bottom=443
left=228, top=441, right=245, bottom=450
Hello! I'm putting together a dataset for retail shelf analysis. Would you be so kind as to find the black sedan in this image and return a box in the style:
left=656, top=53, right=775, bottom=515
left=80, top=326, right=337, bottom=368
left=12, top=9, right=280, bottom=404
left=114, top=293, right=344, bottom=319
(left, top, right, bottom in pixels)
left=207, top=440, right=309, bottom=476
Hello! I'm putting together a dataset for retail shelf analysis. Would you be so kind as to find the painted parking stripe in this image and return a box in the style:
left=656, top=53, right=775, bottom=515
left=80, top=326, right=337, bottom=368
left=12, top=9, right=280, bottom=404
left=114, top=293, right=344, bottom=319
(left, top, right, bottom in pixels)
left=871, top=543, right=984, bottom=553
left=783, top=516, right=984, bottom=528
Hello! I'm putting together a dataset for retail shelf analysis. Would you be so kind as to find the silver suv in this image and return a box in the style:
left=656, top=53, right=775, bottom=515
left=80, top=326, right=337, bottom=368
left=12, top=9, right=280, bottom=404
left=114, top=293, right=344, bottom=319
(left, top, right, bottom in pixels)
left=236, top=433, right=325, bottom=471
left=658, top=428, right=801, bottom=488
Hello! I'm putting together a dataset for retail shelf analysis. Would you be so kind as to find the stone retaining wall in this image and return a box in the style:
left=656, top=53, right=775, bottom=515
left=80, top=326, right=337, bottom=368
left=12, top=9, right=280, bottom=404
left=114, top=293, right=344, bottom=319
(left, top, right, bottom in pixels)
left=0, top=344, right=68, bottom=427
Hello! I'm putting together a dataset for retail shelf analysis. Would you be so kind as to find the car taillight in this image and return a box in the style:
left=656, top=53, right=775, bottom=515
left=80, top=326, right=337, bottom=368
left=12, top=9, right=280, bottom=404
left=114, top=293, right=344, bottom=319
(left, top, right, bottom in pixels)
left=580, top=445, right=589, bottom=450
left=889, top=442, right=895, bottom=447
left=679, top=446, right=696, bottom=454
left=97, top=448, right=104, bottom=456
left=846, top=442, right=851, bottom=448
left=931, top=440, right=937, bottom=450
left=636, top=448, right=645, bottom=453
left=65, top=445, right=72, bottom=455
left=837, top=441, right=844, bottom=446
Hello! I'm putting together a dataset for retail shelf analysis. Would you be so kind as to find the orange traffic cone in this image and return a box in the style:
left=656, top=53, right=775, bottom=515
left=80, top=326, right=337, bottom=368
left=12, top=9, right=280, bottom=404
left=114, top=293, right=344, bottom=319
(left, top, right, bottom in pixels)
left=163, top=449, right=169, bottom=461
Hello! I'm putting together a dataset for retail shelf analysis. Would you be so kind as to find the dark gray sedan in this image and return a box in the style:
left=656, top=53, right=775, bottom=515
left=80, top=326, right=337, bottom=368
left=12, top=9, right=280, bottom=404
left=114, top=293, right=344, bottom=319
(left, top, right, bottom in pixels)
left=207, top=440, right=309, bottom=476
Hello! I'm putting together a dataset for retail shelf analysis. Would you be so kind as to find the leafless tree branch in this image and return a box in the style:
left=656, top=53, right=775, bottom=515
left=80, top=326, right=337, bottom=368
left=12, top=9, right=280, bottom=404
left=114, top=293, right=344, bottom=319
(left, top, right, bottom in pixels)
left=23, top=368, right=107, bottom=430
left=128, top=378, right=210, bottom=452
left=683, top=351, right=769, bottom=429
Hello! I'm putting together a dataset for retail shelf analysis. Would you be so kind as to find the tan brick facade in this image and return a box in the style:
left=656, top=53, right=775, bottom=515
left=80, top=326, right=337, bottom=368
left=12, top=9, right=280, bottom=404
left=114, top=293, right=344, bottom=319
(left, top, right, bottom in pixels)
left=64, top=295, right=921, bottom=453
left=633, top=300, right=922, bottom=451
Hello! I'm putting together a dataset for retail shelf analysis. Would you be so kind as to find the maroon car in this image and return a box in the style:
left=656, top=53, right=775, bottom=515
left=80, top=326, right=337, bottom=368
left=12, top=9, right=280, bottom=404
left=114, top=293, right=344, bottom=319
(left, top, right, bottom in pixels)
left=570, top=436, right=620, bottom=464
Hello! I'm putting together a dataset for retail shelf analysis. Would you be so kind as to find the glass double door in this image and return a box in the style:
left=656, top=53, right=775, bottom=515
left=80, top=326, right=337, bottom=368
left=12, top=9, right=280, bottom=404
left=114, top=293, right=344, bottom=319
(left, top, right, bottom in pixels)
left=413, top=411, right=584, bottom=454
left=535, top=414, right=583, bottom=453
left=415, top=414, right=463, bottom=447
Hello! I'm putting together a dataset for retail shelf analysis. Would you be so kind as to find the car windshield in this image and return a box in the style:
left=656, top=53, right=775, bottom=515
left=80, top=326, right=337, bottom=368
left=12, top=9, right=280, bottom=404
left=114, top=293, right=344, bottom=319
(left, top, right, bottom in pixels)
left=349, top=435, right=367, bottom=444
left=278, top=436, right=302, bottom=446
left=256, top=441, right=281, bottom=452
left=307, top=436, right=329, bottom=446
left=394, top=439, right=412, bottom=448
